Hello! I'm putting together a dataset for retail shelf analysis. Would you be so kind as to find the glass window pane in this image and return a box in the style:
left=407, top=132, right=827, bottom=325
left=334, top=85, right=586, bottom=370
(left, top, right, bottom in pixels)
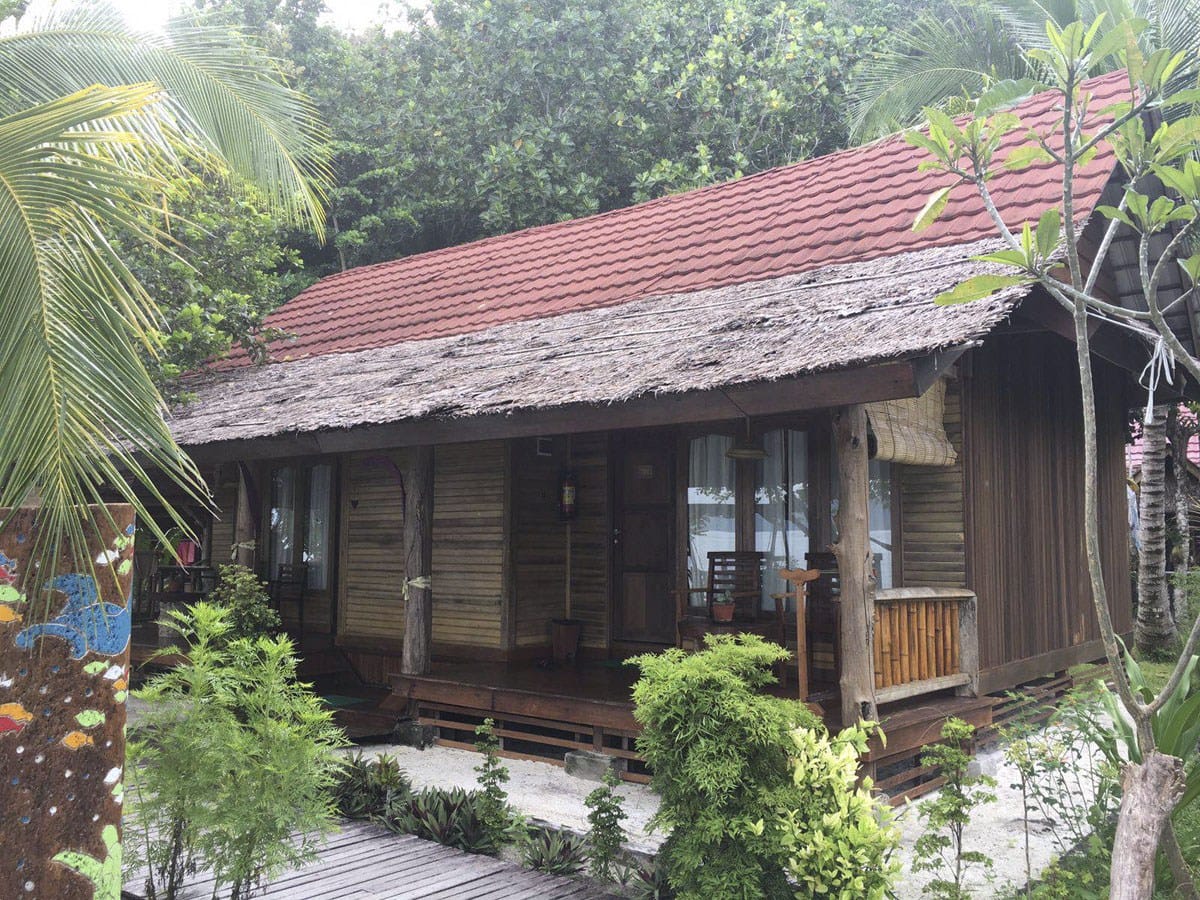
left=687, top=434, right=736, bottom=590
left=756, top=430, right=809, bottom=610
left=304, top=464, right=333, bottom=591
left=268, top=466, right=295, bottom=578
left=869, top=459, right=894, bottom=589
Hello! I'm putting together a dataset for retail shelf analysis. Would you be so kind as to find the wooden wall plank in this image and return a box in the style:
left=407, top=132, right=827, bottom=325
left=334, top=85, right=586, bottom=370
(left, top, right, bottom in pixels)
left=962, top=333, right=1132, bottom=679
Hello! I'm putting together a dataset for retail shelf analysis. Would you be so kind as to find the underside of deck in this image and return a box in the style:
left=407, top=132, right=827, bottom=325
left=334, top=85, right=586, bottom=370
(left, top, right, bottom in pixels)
left=383, top=659, right=1001, bottom=797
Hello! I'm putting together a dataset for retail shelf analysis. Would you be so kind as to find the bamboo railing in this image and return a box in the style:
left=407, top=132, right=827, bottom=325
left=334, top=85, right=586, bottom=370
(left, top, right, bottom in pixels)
left=872, top=587, right=978, bottom=703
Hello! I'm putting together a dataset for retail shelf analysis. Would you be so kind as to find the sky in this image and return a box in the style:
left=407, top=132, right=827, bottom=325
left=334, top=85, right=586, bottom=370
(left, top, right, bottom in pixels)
left=29, top=0, right=402, bottom=33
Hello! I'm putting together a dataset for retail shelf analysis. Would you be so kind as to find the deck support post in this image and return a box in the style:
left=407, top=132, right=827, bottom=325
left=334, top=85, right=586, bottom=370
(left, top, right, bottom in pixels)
left=832, top=404, right=879, bottom=726
left=403, top=445, right=434, bottom=675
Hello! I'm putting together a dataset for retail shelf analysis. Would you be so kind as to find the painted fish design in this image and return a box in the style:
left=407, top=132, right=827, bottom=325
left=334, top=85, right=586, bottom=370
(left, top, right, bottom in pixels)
left=0, top=605, right=21, bottom=624
left=61, top=731, right=94, bottom=750
left=14, top=573, right=130, bottom=659
left=0, top=702, right=32, bottom=734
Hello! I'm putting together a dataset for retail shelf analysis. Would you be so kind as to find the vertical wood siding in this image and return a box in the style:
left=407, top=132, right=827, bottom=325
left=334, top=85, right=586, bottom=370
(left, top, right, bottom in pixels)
left=898, top=381, right=967, bottom=588
left=963, top=333, right=1132, bottom=676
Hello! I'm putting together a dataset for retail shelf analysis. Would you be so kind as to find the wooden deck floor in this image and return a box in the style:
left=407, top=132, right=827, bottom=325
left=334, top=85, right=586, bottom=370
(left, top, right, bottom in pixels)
left=123, top=820, right=616, bottom=899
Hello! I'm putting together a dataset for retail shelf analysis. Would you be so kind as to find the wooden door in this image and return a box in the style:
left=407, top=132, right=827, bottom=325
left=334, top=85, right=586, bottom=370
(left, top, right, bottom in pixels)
left=612, top=431, right=676, bottom=644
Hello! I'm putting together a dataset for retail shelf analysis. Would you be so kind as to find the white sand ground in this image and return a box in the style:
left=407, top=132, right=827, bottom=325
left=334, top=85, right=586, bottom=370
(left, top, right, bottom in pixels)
left=353, top=738, right=1095, bottom=897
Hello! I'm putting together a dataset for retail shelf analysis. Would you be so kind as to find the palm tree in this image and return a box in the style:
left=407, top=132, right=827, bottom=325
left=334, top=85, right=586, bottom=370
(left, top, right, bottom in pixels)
left=0, top=3, right=330, bottom=609
left=848, top=0, right=1200, bottom=142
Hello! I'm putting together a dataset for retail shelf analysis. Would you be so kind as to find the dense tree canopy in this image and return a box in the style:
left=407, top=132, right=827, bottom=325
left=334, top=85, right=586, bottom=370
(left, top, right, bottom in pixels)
left=196, top=0, right=879, bottom=275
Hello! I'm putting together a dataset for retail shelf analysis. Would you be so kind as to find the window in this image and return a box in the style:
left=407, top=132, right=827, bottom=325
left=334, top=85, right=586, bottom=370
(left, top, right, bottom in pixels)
left=687, top=434, right=736, bottom=589
left=869, top=459, right=894, bottom=590
left=756, top=429, right=809, bottom=609
left=267, top=462, right=333, bottom=591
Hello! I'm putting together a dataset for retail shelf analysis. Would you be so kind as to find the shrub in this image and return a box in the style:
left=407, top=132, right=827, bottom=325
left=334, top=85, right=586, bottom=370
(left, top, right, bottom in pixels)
left=778, top=721, right=899, bottom=898
left=912, top=718, right=997, bottom=900
left=377, top=787, right=500, bottom=855
left=521, top=827, right=588, bottom=876
left=206, top=563, right=279, bottom=641
left=628, top=634, right=821, bottom=898
left=127, top=603, right=345, bottom=900
left=335, top=751, right=411, bottom=820
left=585, top=767, right=628, bottom=881
left=474, top=718, right=519, bottom=849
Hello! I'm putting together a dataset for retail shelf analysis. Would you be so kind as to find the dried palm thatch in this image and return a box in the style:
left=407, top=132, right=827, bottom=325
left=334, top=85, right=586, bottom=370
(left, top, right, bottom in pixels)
left=169, top=237, right=1028, bottom=448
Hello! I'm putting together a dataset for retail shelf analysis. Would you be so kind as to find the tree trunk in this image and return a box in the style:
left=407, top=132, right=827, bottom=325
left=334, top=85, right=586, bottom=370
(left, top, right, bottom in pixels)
left=1137, top=405, right=1176, bottom=655
left=1111, top=751, right=1186, bottom=900
left=402, top=445, right=434, bottom=675
left=1168, top=407, right=1192, bottom=624
left=832, top=404, right=878, bottom=726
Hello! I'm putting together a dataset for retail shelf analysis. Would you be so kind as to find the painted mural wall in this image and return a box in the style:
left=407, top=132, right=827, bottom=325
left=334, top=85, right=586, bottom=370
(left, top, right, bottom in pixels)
left=0, top=505, right=134, bottom=899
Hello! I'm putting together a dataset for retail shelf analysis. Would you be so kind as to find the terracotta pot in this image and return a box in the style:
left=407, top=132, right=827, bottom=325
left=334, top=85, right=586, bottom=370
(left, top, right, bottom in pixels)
left=551, top=618, right=582, bottom=665
left=711, top=602, right=736, bottom=624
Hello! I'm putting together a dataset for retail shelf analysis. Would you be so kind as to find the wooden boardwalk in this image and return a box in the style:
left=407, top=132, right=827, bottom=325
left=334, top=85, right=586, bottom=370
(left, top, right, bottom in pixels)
left=123, top=820, right=617, bottom=899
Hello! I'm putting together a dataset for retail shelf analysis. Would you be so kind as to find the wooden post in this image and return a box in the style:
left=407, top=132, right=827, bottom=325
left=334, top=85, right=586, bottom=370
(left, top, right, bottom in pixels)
left=235, top=463, right=258, bottom=570
left=956, top=593, right=979, bottom=696
left=832, top=405, right=878, bottom=726
left=402, top=445, right=434, bottom=675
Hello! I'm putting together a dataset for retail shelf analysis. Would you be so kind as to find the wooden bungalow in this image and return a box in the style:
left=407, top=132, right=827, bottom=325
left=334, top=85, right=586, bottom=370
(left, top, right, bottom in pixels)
left=159, top=74, right=1191, bottom=780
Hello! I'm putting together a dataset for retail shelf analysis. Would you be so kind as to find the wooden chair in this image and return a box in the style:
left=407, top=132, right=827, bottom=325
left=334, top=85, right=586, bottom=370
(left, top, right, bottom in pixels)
left=677, top=551, right=783, bottom=647
left=270, top=562, right=308, bottom=635
left=773, top=568, right=821, bottom=699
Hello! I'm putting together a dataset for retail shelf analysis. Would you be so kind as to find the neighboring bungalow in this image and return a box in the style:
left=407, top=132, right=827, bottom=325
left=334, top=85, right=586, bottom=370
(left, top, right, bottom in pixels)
left=158, top=74, right=1192, bottom=780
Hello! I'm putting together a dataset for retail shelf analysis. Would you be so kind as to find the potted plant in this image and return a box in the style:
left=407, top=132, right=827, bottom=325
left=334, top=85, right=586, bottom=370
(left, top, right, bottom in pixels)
left=711, top=590, right=736, bottom=623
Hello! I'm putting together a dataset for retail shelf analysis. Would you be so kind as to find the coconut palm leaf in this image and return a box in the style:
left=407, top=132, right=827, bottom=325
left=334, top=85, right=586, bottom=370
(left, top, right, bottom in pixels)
left=0, top=3, right=331, bottom=236
left=0, top=84, right=210, bottom=608
left=848, top=5, right=1026, bottom=141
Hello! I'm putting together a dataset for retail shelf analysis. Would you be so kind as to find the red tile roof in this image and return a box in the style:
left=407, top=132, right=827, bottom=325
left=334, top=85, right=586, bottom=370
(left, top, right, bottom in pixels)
left=231, top=72, right=1130, bottom=368
left=1127, top=405, right=1200, bottom=471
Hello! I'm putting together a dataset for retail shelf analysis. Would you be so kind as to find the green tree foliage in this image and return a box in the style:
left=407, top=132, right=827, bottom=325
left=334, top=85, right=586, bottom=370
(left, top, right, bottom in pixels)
left=122, top=166, right=310, bottom=392
left=629, top=634, right=825, bottom=898
left=200, top=0, right=877, bottom=274
left=127, top=603, right=345, bottom=900
left=205, top=563, right=282, bottom=641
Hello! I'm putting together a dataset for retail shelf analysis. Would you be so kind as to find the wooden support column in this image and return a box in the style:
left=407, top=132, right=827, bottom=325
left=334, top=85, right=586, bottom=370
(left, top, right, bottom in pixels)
left=403, top=445, right=435, bottom=675
left=234, top=462, right=258, bottom=571
left=832, top=405, right=879, bottom=726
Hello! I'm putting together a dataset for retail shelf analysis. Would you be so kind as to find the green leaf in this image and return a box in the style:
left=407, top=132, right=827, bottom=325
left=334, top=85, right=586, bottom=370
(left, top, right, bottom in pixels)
left=912, top=185, right=954, bottom=232
left=1004, top=144, right=1054, bottom=171
left=1097, top=204, right=1135, bottom=228
left=934, top=274, right=1031, bottom=306
left=973, top=249, right=1028, bottom=267
left=1036, top=208, right=1061, bottom=260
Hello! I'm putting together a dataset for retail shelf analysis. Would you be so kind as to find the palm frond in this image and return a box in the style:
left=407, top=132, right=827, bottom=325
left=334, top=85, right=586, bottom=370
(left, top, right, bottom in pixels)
left=848, top=4, right=1025, bottom=141
left=0, top=85, right=208, bottom=614
left=0, top=3, right=331, bottom=237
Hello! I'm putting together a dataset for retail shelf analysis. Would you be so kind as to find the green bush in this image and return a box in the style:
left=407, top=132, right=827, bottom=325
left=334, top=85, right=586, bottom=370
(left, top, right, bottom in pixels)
left=127, top=603, right=345, bottom=900
left=778, top=721, right=899, bottom=899
left=474, top=718, right=520, bottom=850
left=377, top=787, right=501, bottom=855
left=205, top=563, right=280, bottom=641
left=585, top=767, right=628, bottom=881
left=628, top=634, right=822, bottom=898
left=335, top=751, right=410, bottom=820
left=521, top=827, right=588, bottom=876
left=912, top=718, right=997, bottom=900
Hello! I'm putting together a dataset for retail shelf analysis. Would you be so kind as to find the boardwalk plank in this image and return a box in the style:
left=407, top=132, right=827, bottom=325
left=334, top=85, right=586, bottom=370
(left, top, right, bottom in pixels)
left=123, top=819, right=613, bottom=900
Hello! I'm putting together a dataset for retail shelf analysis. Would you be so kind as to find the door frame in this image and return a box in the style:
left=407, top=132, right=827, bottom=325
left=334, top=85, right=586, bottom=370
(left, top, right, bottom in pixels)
left=609, top=428, right=677, bottom=647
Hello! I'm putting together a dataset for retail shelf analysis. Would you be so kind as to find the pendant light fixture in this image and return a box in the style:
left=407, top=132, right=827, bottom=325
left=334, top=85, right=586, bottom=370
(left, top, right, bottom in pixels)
left=726, top=415, right=767, bottom=460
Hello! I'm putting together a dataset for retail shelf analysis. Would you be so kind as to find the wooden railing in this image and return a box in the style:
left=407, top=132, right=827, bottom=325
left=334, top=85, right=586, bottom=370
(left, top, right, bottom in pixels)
left=872, top=587, right=978, bottom=703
